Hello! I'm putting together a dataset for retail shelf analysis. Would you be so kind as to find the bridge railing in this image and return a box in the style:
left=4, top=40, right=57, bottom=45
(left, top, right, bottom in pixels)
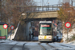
left=26, top=4, right=63, bottom=13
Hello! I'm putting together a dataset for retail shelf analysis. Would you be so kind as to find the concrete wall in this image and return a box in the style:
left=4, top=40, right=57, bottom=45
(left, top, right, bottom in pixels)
left=14, top=23, right=26, bottom=41
left=26, top=22, right=32, bottom=40
left=13, top=21, right=33, bottom=41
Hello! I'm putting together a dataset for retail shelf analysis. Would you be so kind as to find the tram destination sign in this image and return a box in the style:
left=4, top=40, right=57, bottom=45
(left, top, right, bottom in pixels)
left=41, top=25, right=50, bottom=27
left=40, top=25, right=51, bottom=29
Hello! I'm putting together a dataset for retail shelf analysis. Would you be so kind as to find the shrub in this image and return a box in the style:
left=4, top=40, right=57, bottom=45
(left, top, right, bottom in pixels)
left=69, top=34, right=75, bottom=41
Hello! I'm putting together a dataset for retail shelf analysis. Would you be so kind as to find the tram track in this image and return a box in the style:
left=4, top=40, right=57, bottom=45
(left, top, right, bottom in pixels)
left=10, top=43, right=18, bottom=50
left=0, top=41, right=75, bottom=50
left=46, top=43, right=59, bottom=50
left=57, top=43, right=74, bottom=49
left=38, top=43, right=46, bottom=50
left=38, top=43, right=59, bottom=50
left=48, top=43, right=75, bottom=50
left=59, top=44, right=72, bottom=48
left=22, top=43, right=29, bottom=50
left=10, top=43, right=27, bottom=50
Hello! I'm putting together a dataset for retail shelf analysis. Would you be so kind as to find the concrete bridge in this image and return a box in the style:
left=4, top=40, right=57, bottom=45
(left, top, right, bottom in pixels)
left=23, top=11, right=58, bottom=21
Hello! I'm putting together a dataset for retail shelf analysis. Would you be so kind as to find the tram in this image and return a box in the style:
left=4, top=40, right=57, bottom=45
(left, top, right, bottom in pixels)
left=38, top=21, right=62, bottom=42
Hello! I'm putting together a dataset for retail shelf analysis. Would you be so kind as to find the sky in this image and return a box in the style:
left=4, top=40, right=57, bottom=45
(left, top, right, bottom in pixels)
left=33, top=0, right=62, bottom=6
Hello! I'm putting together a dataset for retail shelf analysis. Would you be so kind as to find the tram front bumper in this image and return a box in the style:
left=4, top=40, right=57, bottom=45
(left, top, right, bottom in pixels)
left=39, top=39, right=52, bottom=41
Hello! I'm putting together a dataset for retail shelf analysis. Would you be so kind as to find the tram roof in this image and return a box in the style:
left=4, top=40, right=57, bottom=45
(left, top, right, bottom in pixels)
left=39, top=21, right=52, bottom=23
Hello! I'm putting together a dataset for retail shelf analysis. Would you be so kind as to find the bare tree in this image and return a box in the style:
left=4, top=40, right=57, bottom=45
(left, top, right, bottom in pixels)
left=58, top=3, right=75, bottom=30
left=1, top=0, right=36, bottom=28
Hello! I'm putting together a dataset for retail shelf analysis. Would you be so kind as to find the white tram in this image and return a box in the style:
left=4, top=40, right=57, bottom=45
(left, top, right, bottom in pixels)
left=38, top=21, right=62, bottom=42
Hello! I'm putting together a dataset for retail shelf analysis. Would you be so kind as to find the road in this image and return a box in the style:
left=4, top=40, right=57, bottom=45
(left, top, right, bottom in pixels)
left=0, top=40, right=75, bottom=50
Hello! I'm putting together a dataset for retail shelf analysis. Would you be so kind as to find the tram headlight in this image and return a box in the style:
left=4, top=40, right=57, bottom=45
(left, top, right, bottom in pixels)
left=46, top=36, right=52, bottom=39
left=39, top=39, right=41, bottom=40
left=38, top=36, right=44, bottom=39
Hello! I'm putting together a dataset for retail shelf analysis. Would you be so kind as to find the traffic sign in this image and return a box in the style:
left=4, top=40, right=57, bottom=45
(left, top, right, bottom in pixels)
left=10, top=25, right=14, bottom=30
left=3, top=24, right=8, bottom=29
left=65, top=22, right=71, bottom=28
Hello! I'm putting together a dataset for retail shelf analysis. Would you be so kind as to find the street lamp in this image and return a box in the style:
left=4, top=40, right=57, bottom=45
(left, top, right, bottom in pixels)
left=19, top=13, right=25, bottom=20
left=22, top=13, right=25, bottom=16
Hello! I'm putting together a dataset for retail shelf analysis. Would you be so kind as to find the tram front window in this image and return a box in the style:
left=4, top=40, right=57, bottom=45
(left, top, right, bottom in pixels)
left=40, top=24, right=52, bottom=35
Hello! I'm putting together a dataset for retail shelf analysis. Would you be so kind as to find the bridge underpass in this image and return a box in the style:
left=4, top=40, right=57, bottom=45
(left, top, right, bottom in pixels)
left=23, top=18, right=57, bottom=41
left=14, top=11, right=58, bottom=41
